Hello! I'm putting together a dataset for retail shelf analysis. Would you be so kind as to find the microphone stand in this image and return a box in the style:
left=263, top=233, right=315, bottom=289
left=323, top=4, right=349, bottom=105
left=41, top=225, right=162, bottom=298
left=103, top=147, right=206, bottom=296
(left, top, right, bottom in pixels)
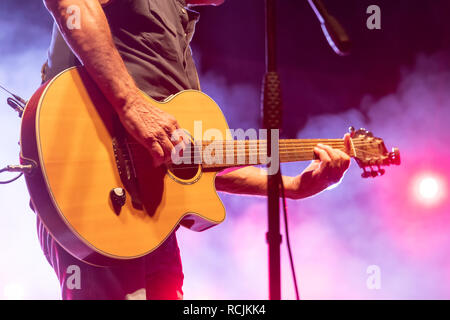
left=261, top=0, right=350, bottom=300
left=262, top=0, right=283, bottom=300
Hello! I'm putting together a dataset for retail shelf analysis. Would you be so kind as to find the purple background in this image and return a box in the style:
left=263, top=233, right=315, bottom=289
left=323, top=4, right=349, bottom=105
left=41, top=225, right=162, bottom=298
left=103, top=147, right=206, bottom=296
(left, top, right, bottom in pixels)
left=0, top=0, right=449, bottom=299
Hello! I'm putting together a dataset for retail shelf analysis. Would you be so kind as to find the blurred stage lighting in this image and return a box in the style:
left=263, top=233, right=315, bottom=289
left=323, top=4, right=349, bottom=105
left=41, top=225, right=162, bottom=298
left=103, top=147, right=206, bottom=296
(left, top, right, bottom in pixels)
left=412, top=173, right=447, bottom=207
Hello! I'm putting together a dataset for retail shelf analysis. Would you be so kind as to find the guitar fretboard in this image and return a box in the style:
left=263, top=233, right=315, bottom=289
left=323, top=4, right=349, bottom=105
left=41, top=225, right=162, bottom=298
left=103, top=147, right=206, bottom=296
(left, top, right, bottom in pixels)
left=199, top=139, right=357, bottom=169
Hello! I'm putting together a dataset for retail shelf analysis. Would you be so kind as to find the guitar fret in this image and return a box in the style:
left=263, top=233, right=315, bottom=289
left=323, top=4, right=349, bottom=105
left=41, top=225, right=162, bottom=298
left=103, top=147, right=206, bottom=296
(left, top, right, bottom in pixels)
left=200, top=139, right=354, bottom=168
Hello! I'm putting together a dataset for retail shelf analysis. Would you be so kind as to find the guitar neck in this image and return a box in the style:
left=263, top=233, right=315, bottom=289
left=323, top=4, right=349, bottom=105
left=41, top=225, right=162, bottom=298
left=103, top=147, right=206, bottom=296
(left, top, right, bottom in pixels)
left=201, top=138, right=356, bottom=169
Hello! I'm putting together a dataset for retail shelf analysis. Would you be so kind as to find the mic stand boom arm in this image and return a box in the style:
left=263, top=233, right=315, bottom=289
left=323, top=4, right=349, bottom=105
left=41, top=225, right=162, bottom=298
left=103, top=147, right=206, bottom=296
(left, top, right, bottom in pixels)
left=308, top=0, right=351, bottom=55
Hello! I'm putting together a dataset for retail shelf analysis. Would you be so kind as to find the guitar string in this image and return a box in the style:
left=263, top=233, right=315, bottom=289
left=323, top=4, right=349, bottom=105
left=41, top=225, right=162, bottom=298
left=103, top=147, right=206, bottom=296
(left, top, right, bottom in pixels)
left=125, top=141, right=374, bottom=151
left=127, top=140, right=374, bottom=146
left=198, top=147, right=385, bottom=167
left=125, top=139, right=369, bottom=147
left=126, top=141, right=380, bottom=160
left=126, top=144, right=387, bottom=170
left=129, top=144, right=377, bottom=162
left=127, top=142, right=378, bottom=157
left=124, top=134, right=373, bottom=146
left=125, top=140, right=375, bottom=150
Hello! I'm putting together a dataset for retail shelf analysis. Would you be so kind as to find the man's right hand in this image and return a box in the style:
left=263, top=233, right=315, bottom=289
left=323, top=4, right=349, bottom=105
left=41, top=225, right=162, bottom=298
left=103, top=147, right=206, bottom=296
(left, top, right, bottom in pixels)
left=118, top=94, right=186, bottom=167
left=43, top=0, right=185, bottom=167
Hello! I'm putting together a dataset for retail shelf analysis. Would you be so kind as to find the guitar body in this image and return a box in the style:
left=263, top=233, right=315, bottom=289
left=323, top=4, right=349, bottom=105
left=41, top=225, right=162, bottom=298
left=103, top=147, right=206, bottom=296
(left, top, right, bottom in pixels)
left=20, top=67, right=227, bottom=266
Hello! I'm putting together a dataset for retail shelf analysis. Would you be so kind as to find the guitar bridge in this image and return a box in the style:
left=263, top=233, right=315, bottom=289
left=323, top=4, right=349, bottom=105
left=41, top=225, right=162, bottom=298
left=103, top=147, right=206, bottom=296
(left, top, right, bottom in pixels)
left=111, top=131, right=143, bottom=211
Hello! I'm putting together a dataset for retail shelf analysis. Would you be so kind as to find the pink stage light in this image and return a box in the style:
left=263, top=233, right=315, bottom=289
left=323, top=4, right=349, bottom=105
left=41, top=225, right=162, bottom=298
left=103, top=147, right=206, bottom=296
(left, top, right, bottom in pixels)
left=412, top=173, right=447, bottom=207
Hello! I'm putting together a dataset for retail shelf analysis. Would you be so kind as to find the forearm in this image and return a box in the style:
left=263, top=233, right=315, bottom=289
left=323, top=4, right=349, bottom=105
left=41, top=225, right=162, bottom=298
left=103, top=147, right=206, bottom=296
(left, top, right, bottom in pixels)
left=215, top=166, right=300, bottom=199
left=43, top=0, right=139, bottom=113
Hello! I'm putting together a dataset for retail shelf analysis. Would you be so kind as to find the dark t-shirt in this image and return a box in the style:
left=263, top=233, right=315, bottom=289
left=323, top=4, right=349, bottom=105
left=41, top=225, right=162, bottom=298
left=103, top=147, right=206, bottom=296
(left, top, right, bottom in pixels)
left=44, top=0, right=200, bottom=99
left=38, top=0, right=201, bottom=279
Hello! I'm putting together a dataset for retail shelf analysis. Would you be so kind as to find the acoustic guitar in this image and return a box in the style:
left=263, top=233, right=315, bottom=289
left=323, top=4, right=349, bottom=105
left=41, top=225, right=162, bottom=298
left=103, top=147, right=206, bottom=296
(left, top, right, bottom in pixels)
left=19, top=67, right=400, bottom=266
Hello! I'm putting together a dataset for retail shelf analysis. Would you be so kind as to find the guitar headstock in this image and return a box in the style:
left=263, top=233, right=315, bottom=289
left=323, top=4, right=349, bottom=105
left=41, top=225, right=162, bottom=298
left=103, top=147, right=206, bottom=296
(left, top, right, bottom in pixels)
left=350, top=127, right=401, bottom=178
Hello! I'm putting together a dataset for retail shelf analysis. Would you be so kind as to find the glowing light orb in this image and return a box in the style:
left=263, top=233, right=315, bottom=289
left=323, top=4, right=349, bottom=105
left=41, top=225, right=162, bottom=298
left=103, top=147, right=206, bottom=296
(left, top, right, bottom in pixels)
left=419, top=177, right=439, bottom=199
left=412, top=173, right=447, bottom=206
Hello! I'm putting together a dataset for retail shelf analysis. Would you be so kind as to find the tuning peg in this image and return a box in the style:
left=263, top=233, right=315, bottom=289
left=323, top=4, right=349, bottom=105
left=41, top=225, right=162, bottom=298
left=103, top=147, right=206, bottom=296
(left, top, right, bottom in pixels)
left=377, top=166, right=385, bottom=176
left=389, top=147, right=401, bottom=165
left=361, top=168, right=371, bottom=178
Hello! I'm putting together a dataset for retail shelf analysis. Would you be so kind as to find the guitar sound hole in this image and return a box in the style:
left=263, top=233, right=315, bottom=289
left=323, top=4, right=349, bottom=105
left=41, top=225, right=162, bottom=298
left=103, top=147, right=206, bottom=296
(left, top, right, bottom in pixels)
left=167, top=141, right=201, bottom=183
left=168, top=163, right=200, bottom=181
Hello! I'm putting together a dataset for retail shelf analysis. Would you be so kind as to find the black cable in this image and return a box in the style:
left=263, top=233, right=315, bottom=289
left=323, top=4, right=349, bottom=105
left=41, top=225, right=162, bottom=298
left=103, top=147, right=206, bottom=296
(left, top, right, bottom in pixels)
left=0, top=167, right=24, bottom=184
left=0, top=173, right=23, bottom=184
left=279, top=174, right=300, bottom=300
left=0, top=84, right=27, bottom=106
left=7, top=98, right=24, bottom=117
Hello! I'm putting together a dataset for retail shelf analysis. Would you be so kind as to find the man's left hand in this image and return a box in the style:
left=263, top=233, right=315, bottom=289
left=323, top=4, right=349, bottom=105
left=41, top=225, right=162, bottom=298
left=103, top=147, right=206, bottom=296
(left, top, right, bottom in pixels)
left=286, top=134, right=352, bottom=199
